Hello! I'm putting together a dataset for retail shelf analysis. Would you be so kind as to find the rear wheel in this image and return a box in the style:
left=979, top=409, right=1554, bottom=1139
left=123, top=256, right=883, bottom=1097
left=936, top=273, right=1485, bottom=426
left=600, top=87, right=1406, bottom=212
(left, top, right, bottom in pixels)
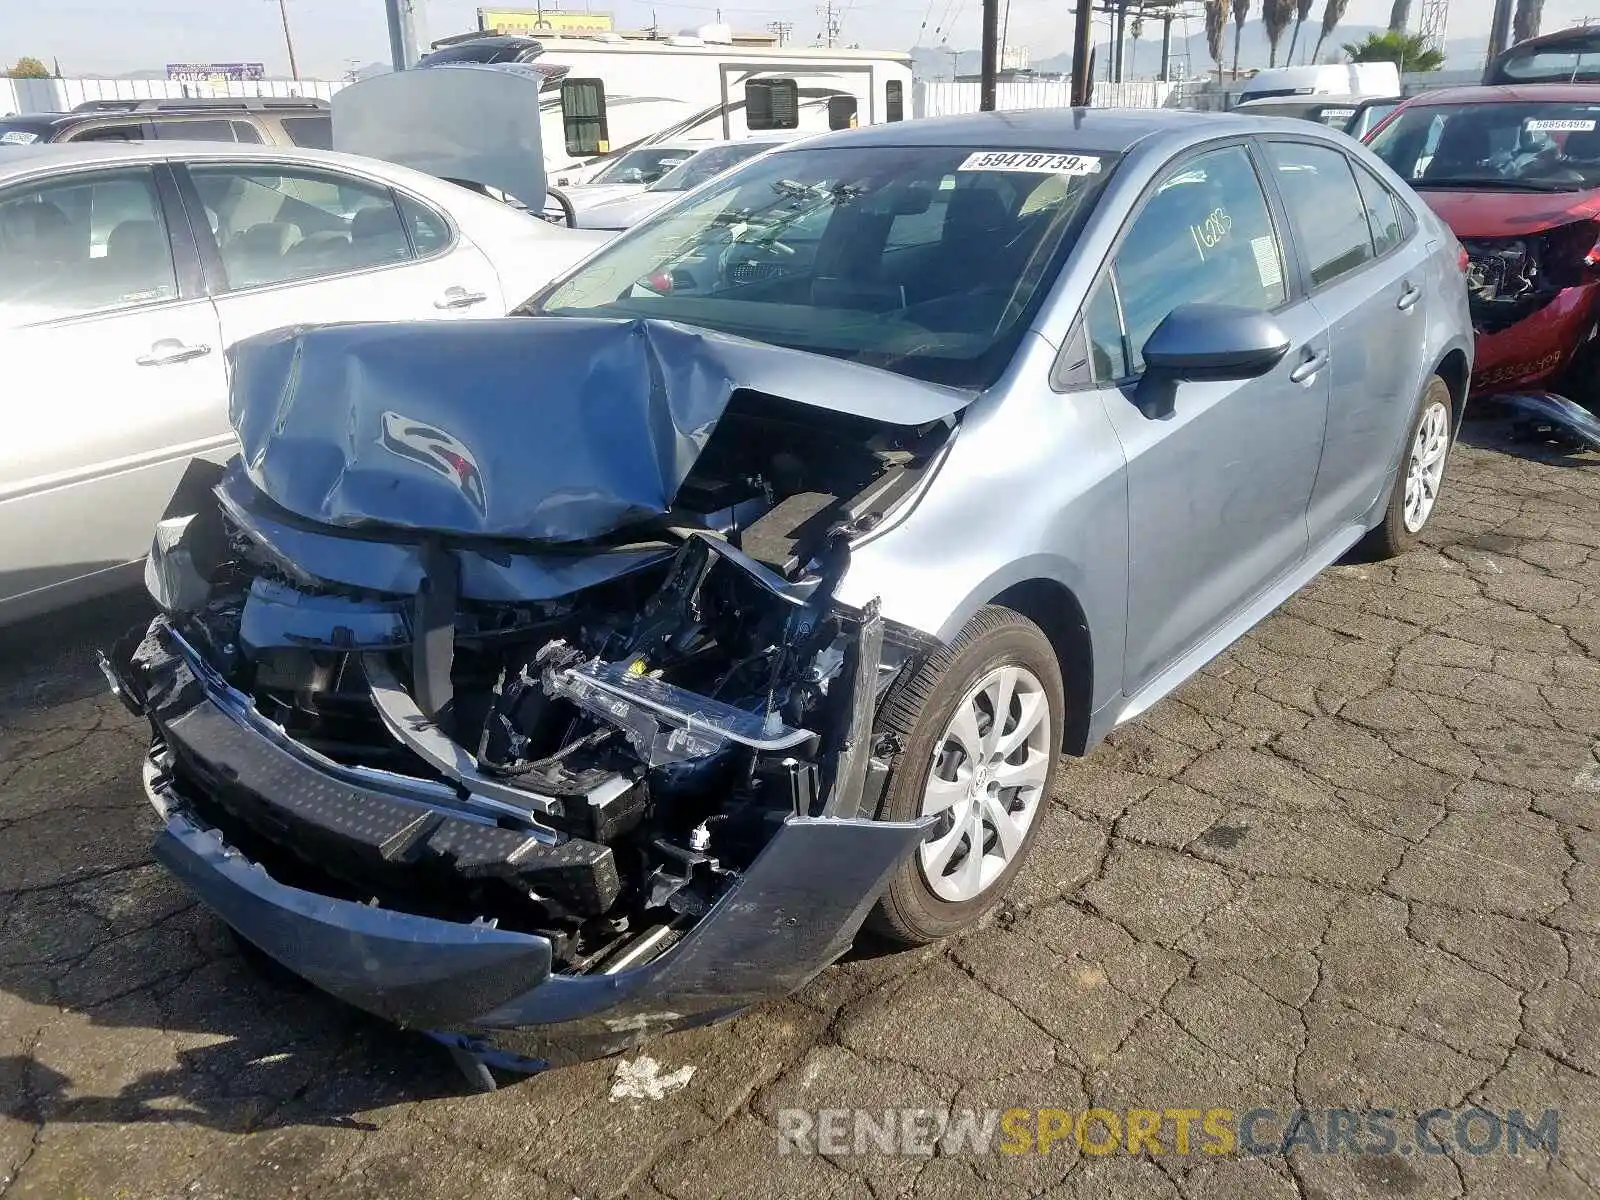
left=866, top=606, right=1064, bottom=946
left=1363, top=375, right=1454, bottom=559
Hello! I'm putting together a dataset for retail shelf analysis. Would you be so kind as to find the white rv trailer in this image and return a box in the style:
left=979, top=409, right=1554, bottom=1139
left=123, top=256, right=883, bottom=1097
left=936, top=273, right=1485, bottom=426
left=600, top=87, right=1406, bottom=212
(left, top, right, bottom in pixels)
left=419, top=31, right=913, bottom=183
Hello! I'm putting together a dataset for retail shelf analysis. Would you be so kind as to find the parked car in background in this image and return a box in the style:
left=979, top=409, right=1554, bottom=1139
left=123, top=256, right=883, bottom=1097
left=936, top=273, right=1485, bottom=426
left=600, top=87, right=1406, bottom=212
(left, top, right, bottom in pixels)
left=0, top=141, right=610, bottom=624
left=111, top=108, right=1472, bottom=1078
left=1233, top=94, right=1401, bottom=141
left=0, top=96, right=331, bottom=150
left=1483, top=24, right=1600, bottom=85
left=557, top=140, right=701, bottom=189
left=1237, top=62, right=1401, bottom=103
left=574, top=135, right=795, bottom=229
left=560, top=139, right=710, bottom=220
left=1365, top=85, right=1600, bottom=400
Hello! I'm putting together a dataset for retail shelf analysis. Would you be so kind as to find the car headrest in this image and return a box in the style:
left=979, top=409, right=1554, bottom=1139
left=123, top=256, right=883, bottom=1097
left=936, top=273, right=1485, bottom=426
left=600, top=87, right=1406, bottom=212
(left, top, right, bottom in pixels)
left=941, top=187, right=1010, bottom=241
left=105, top=218, right=165, bottom=268
left=0, top=200, right=75, bottom=258
left=350, top=204, right=403, bottom=242
left=1563, top=128, right=1600, bottom=160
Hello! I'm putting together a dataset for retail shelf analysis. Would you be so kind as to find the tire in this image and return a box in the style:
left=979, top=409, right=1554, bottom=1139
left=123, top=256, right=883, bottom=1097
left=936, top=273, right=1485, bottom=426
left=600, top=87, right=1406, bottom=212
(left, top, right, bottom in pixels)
left=866, top=605, right=1065, bottom=946
left=1362, top=375, right=1454, bottom=559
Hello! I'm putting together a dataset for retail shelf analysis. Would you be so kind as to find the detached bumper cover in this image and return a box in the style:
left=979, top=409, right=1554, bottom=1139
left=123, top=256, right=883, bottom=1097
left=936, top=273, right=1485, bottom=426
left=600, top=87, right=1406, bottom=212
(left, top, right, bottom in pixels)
left=121, top=625, right=929, bottom=1060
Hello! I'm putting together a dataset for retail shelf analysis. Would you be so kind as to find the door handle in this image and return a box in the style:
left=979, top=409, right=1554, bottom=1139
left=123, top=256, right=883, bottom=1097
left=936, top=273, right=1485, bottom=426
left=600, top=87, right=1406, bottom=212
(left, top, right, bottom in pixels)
left=434, top=286, right=489, bottom=310
left=1288, top=348, right=1327, bottom=384
left=1397, top=282, right=1422, bottom=311
left=136, top=339, right=212, bottom=367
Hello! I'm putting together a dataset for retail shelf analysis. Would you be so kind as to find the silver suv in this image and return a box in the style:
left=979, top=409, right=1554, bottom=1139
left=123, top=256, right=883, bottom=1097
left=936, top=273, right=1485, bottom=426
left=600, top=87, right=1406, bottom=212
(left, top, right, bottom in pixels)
left=0, top=97, right=330, bottom=151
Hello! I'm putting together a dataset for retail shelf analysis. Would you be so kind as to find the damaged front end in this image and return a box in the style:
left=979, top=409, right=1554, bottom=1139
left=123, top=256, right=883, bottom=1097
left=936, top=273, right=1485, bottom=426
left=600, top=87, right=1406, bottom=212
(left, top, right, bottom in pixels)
left=107, top=317, right=963, bottom=1071
left=1463, top=222, right=1600, bottom=396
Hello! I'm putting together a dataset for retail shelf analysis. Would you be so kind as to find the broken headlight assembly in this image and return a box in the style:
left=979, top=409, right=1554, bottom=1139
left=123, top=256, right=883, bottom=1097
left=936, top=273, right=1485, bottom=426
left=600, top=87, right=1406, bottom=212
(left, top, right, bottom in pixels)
left=1463, top=220, right=1600, bottom=335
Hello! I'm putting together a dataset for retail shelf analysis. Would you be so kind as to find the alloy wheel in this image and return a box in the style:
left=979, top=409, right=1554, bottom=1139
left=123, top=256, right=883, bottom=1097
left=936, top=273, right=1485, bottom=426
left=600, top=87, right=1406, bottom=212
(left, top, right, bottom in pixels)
left=1403, top=399, right=1451, bottom=533
left=916, top=664, right=1052, bottom=903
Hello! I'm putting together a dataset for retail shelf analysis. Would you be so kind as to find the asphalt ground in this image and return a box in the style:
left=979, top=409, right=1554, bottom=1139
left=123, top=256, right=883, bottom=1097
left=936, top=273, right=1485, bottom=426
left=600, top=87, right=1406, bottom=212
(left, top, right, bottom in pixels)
left=1, top=418, right=1597, bottom=1200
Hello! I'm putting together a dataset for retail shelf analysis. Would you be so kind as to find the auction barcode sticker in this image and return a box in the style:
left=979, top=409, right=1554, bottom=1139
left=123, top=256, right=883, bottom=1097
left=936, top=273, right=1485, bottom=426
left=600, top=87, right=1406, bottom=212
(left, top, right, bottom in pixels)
left=0, top=130, right=38, bottom=145
left=958, top=151, right=1103, bottom=175
left=1526, top=118, right=1597, bottom=132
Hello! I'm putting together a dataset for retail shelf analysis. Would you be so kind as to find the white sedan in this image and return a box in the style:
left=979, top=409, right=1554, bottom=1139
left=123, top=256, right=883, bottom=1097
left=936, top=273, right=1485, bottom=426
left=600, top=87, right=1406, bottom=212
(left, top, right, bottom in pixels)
left=0, top=140, right=611, bottom=624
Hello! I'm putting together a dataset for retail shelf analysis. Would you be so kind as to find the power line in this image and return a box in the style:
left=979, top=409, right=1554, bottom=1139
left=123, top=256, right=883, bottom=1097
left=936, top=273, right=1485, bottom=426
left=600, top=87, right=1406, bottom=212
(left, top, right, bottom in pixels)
left=817, top=0, right=841, bottom=46
left=767, top=18, right=794, bottom=41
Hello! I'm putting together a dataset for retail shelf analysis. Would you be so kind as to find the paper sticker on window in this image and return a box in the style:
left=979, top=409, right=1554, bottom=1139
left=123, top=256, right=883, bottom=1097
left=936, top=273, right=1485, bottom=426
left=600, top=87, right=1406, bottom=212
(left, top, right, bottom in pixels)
left=1526, top=118, right=1597, bottom=132
left=1188, top=206, right=1232, bottom=260
left=957, top=151, right=1102, bottom=175
left=1251, top=235, right=1283, bottom=289
left=0, top=130, right=39, bottom=145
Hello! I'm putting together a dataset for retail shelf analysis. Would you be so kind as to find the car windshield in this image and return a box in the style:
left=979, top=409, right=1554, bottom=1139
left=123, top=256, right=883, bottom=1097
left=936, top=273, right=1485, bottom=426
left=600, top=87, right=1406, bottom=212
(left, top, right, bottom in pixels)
left=537, top=143, right=1117, bottom=387
left=647, top=142, right=782, bottom=192
left=591, top=147, right=697, bottom=185
left=1367, top=99, right=1600, bottom=190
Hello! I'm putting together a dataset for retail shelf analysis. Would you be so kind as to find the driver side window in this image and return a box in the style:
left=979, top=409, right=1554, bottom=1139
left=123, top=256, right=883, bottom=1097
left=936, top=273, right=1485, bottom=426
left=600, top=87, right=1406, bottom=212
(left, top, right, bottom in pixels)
left=1110, top=144, right=1286, bottom=376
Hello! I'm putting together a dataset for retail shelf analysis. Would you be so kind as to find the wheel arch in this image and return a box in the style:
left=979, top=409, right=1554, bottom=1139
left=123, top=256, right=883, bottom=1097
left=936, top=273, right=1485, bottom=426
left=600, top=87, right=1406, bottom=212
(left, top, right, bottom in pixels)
left=1434, top=347, right=1470, bottom=429
left=987, top=578, right=1095, bottom=756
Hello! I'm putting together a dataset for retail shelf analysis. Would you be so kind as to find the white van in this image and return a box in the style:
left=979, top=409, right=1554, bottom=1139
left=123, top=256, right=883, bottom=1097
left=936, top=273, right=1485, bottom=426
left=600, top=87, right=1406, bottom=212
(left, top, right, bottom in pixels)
left=1237, top=62, right=1401, bottom=103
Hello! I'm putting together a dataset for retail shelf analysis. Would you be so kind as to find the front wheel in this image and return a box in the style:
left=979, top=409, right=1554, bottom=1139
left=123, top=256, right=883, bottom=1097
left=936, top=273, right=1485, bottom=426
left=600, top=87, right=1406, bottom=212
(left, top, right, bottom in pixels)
left=866, top=606, right=1064, bottom=946
left=1363, top=375, right=1454, bottom=559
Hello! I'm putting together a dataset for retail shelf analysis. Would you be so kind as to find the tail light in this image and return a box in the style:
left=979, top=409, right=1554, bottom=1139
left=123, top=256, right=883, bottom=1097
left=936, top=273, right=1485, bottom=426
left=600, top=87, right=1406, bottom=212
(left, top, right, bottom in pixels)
left=644, top=269, right=675, bottom=293
left=1458, top=244, right=1470, bottom=273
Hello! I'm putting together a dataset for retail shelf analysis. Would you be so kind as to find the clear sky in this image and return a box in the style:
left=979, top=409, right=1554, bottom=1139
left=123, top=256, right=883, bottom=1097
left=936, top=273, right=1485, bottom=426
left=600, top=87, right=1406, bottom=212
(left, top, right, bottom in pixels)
left=5, top=0, right=1598, bottom=79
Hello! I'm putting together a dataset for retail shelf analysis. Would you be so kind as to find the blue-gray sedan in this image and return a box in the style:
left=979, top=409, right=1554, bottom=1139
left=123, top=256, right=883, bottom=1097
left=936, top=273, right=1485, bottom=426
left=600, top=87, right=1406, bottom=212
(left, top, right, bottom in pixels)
left=108, top=108, right=1474, bottom=1081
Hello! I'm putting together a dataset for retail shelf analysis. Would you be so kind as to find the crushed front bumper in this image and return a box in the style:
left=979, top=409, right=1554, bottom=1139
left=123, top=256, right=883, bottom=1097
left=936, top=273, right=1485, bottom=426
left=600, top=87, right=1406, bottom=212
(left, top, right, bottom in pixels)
left=1470, top=282, right=1600, bottom=398
left=115, top=623, right=930, bottom=1067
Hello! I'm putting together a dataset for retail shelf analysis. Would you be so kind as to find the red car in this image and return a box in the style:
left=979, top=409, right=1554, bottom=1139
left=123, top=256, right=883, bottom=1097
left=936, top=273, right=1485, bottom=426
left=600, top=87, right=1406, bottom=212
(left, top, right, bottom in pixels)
left=1365, top=85, right=1600, bottom=401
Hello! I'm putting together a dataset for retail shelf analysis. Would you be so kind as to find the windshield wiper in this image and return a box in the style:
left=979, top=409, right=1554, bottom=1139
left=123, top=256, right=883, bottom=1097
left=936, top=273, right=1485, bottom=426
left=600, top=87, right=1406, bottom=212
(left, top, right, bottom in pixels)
left=1416, top=177, right=1582, bottom=192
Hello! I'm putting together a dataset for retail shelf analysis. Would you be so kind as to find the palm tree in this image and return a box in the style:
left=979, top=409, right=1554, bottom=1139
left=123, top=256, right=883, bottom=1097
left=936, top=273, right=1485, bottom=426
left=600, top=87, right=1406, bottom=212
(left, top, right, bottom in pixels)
left=1263, top=0, right=1294, bottom=65
left=1512, top=0, right=1544, bottom=43
left=1388, top=0, right=1411, bottom=32
left=1205, top=0, right=1227, bottom=82
left=1128, top=14, right=1143, bottom=77
left=1342, top=29, right=1445, bottom=70
left=1312, top=0, right=1350, bottom=63
left=1286, top=0, right=1316, bottom=64
left=1232, top=0, right=1251, bottom=78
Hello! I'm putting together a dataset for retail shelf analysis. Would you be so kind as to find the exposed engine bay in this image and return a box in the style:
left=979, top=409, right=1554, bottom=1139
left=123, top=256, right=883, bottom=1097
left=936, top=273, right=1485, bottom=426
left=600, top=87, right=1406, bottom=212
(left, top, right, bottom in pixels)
left=1463, top=222, right=1598, bottom=334
left=121, top=376, right=955, bottom=980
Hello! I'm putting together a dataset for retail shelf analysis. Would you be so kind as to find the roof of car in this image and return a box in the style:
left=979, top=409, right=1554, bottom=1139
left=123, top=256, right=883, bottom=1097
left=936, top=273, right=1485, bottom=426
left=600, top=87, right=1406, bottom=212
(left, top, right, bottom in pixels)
left=1395, top=83, right=1600, bottom=106
left=785, top=106, right=1286, bottom=155
left=1235, top=94, right=1398, bottom=108
left=0, top=139, right=427, bottom=184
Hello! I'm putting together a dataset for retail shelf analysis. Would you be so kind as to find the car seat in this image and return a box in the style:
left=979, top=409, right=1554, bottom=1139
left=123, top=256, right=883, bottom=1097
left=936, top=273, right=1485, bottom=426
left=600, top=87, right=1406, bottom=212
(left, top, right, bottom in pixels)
left=349, top=204, right=408, bottom=266
left=102, top=218, right=172, bottom=301
left=1426, top=119, right=1492, bottom=178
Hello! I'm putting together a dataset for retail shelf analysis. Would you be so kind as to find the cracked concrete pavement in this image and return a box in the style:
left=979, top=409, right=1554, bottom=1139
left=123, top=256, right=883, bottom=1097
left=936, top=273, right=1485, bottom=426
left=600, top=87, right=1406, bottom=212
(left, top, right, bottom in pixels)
left=0, top=422, right=1596, bottom=1200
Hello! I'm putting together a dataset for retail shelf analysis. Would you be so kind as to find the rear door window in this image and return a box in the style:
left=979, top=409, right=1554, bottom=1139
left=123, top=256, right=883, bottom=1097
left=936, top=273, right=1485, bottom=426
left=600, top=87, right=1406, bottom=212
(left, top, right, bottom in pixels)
left=1265, top=141, right=1375, bottom=288
left=281, top=116, right=333, bottom=150
left=1352, top=164, right=1406, bottom=256
left=188, top=164, right=413, bottom=290
left=151, top=118, right=240, bottom=142
left=1111, top=143, right=1288, bottom=374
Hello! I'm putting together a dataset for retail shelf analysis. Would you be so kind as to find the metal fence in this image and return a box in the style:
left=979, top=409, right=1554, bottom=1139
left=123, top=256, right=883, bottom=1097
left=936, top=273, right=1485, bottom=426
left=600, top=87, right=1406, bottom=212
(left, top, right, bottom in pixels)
left=913, top=77, right=1179, bottom=118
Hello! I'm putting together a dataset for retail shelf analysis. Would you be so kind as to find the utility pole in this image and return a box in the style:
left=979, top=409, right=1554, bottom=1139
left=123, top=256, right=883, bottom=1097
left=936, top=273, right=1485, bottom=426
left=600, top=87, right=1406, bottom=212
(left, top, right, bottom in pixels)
left=275, top=0, right=300, bottom=80
left=817, top=0, right=841, bottom=47
left=1484, top=0, right=1513, bottom=77
left=385, top=0, right=421, bottom=71
left=766, top=19, right=794, bottom=44
left=1070, top=0, right=1094, bottom=105
left=979, top=0, right=999, bottom=108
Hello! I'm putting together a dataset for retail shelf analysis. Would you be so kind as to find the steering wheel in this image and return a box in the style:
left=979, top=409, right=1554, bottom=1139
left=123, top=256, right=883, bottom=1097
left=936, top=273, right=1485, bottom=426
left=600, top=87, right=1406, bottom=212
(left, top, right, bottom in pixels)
left=543, top=187, right=576, bottom=228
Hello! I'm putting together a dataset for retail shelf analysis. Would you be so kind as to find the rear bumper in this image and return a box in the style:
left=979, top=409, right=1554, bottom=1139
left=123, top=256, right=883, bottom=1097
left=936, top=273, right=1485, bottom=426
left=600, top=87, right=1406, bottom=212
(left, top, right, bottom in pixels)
left=120, top=622, right=929, bottom=1063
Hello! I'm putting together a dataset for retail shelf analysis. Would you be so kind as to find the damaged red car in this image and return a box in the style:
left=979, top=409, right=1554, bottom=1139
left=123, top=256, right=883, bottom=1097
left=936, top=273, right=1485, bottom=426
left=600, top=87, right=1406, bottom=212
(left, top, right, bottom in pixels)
left=1366, top=85, right=1600, bottom=403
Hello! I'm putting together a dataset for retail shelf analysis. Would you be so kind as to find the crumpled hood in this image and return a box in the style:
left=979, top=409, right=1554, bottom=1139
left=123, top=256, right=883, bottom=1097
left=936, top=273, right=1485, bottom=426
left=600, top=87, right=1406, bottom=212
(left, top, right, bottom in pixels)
left=228, top=316, right=970, bottom=542
left=1417, top=186, right=1600, bottom=240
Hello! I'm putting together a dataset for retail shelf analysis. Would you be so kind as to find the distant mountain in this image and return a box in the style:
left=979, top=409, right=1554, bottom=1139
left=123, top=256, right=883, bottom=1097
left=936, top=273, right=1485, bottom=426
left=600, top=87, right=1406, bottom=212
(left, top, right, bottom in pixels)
left=912, top=21, right=1490, bottom=81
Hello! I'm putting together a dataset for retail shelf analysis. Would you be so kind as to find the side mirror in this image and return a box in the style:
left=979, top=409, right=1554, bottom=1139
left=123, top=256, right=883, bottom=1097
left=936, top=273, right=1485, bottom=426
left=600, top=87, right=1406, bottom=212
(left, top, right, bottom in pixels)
left=1133, top=304, right=1291, bottom=420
